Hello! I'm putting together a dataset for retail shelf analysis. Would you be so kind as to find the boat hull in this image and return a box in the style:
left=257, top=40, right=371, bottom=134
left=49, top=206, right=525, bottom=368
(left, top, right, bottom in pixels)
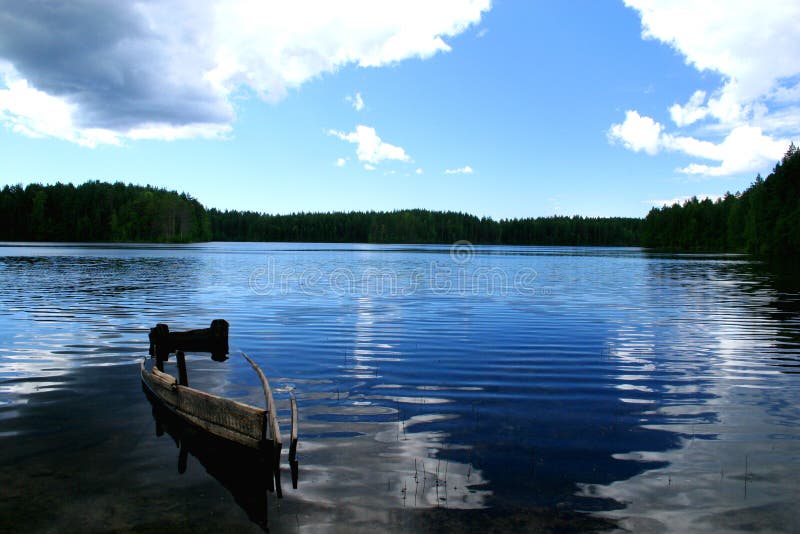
left=140, top=360, right=267, bottom=450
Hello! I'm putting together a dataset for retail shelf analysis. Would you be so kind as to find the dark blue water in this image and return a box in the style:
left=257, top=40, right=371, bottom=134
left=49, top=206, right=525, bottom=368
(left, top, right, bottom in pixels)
left=1, top=242, right=799, bottom=531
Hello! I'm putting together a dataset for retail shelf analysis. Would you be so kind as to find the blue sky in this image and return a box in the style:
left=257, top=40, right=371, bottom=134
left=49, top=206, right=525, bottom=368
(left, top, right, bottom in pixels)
left=0, top=1, right=798, bottom=219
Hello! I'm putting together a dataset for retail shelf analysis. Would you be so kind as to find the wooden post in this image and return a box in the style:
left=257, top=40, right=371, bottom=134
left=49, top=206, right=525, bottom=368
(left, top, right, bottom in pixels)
left=151, top=323, right=170, bottom=370
left=176, top=350, right=189, bottom=386
left=291, top=458, right=299, bottom=490
left=290, top=396, right=299, bottom=489
left=289, top=396, right=298, bottom=462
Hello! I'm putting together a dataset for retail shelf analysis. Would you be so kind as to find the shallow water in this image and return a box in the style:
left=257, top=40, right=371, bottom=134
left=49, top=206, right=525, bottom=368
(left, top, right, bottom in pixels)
left=0, top=242, right=798, bottom=531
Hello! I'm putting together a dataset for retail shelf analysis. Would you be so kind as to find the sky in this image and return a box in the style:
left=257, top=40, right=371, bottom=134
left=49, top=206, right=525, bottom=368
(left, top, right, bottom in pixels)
left=0, top=0, right=798, bottom=219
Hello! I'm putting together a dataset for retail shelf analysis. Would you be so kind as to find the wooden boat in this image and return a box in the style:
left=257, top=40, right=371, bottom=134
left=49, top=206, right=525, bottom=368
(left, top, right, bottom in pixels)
left=143, top=385, right=288, bottom=529
left=140, top=319, right=298, bottom=495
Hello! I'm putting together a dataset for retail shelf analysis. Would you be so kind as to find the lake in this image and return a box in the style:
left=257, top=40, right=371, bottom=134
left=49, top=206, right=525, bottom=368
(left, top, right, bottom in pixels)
left=1, top=242, right=799, bottom=532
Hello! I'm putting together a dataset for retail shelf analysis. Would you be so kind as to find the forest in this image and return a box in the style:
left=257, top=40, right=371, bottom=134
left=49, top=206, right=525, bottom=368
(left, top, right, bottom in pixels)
left=641, top=143, right=800, bottom=256
left=0, top=181, right=210, bottom=243
left=0, top=181, right=641, bottom=246
left=0, top=146, right=797, bottom=255
left=206, top=208, right=642, bottom=246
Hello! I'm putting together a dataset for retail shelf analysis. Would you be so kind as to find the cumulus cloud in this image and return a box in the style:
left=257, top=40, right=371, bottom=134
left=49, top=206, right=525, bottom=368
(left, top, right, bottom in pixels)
left=627, top=0, right=800, bottom=107
left=669, top=90, right=709, bottom=127
left=607, top=110, right=662, bottom=155
left=347, top=92, right=365, bottom=112
left=364, top=163, right=376, bottom=171
left=415, top=168, right=423, bottom=175
left=665, top=126, right=787, bottom=176
left=329, top=125, right=410, bottom=165
left=614, top=1, right=800, bottom=177
left=444, top=165, right=474, bottom=174
left=609, top=111, right=789, bottom=176
left=0, top=1, right=231, bottom=144
left=335, top=157, right=347, bottom=167
left=0, top=0, right=490, bottom=145
left=0, top=73, right=114, bottom=147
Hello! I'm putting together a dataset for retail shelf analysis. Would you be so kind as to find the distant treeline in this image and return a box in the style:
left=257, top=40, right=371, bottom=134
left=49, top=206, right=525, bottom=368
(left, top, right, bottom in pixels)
left=0, top=181, right=643, bottom=246
left=207, top=208, right=642, bottom=246
left=0, top=181, right=210, bottom=242
left=2, top=147, right=797, bottom=254
left=642, top=144, right=800, bottom=256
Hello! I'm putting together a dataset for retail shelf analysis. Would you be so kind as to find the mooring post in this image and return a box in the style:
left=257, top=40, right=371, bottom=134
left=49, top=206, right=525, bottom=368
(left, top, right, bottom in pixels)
left=176, top=350, right=189, bottom=386
left=151, top=323, right=170, bottom=371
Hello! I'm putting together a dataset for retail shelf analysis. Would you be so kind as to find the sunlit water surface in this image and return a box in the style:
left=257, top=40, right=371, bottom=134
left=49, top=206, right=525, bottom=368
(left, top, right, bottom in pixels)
left=1, top=242, right=798, bottom=532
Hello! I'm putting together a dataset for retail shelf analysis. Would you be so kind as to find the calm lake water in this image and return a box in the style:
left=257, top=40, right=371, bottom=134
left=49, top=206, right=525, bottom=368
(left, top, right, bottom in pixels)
left=1, top=242, right=799, bottom=532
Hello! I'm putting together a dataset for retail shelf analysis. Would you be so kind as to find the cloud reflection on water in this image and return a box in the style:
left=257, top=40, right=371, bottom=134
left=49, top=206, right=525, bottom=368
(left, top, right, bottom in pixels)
left=1, top=244, right=799, bottom=531
left=577, top=257, right=800, bottom=531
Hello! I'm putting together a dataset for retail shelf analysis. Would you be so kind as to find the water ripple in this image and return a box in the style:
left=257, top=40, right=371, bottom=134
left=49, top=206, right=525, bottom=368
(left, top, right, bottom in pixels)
left=1, top=243, right=799, bottom=531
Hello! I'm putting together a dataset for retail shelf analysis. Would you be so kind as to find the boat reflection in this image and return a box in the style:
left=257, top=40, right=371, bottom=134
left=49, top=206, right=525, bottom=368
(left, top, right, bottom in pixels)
left=144, top=388, right=298, bottom=531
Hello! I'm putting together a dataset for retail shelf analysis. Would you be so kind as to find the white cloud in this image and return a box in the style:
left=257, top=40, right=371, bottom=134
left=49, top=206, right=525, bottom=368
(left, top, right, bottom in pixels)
left=347, top=92, right=365, bottom=112
left=415, top=168, right=423, bottom=175
left=329, top=125, right=410, bottom=165
left=750, top=106, right=800, bottom=135
left=614, top=1, right=800, bottom=177
left=608, top=111, right=663, bottom=155
left=669, top=90, right=709, bottom=127
left=335, top=157, right=347, bottom=167
left=0, top=73, right=104, bottom=147
left=626, top=0, right=800, bottom=106
left=608, top=111, right=789, bottom=176
left=665, top=126, right=787, bottom=176
left=0, top=68, right=230, bottom=146
left=0, top=0, right=490, bottom=145
left=609, top=111, right=789, bottom=177
left=444, top=165, right=474, bottom=174
left=364, top=163, right=376, bottom=171
left=771, top=82, right=800, bottom=104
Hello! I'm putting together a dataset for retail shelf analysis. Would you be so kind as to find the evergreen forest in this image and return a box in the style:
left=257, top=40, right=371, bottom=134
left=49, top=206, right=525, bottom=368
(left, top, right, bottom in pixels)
left=1, top=146, right=797, bottom=257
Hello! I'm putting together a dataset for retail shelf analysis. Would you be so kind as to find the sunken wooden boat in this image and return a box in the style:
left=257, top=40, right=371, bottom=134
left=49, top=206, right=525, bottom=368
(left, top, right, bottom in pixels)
left=140, top=319, right=298, bottom=495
